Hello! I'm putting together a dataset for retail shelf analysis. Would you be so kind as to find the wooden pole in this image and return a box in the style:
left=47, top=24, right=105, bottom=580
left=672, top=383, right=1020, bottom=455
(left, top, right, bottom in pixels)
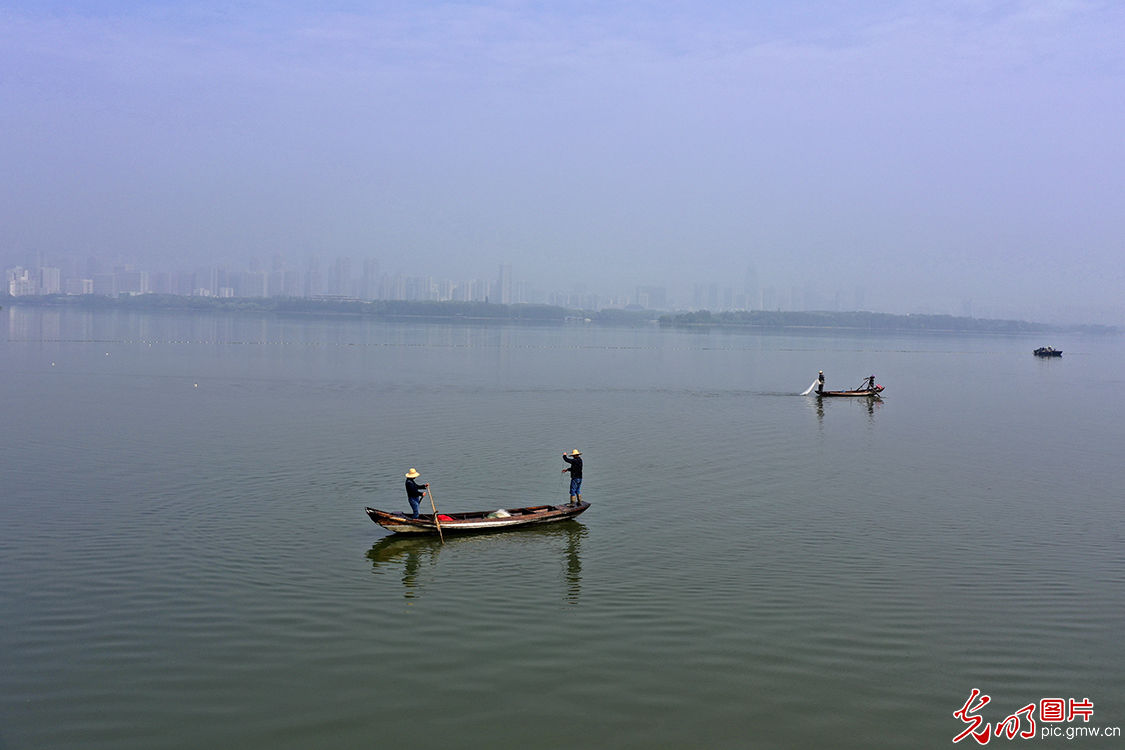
left=428, top=486, right=444, bottom=544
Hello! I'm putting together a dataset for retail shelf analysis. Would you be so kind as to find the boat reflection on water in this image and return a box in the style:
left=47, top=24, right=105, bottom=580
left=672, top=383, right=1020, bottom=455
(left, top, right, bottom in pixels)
left=366, top=534, right=441, bottom=599
left=366, top=521, right=587, bottom=602
left=806, top=391, right=883, bottom=425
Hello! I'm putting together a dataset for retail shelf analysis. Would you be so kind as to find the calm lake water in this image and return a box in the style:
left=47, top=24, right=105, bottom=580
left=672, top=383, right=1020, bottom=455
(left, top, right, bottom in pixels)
left=2, top=306, right=1123, bottom=749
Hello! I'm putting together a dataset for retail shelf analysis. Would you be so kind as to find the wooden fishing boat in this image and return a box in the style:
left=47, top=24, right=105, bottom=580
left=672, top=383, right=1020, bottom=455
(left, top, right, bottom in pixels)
left=1034, top=346, right=1062, bottom=357
left=819, top=385, right=884, bottom=397
left=366, top=501, right=590, bottom=535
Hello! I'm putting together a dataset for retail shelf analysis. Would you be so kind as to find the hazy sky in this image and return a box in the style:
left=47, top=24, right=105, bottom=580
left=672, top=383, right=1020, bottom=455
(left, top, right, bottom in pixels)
left=2, top=1, right=1123, bottom=322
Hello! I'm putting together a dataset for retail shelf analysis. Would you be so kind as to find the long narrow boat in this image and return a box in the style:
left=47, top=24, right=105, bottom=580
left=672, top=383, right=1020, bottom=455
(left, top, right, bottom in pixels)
left=819, top=385, right=884, bottom=397
left=366, top=501, right=590, bottom=535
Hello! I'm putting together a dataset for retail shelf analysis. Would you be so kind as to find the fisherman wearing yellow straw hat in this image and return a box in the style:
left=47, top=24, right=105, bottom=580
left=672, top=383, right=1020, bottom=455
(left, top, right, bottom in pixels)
left=404, top=468, right=430, bottom=519
left=561, top=450, right=583, bottom=506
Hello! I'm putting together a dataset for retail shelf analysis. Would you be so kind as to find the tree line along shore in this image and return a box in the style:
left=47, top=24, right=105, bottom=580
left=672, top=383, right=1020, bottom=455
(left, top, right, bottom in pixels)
left=2, top=293, right=1115, bottom=334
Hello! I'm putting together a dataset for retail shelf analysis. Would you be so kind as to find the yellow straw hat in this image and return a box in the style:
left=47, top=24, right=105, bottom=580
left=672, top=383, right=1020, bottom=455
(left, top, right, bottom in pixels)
left=405, top=468, right=420, bottom=478
left=570, top=449, right=581, bottom=455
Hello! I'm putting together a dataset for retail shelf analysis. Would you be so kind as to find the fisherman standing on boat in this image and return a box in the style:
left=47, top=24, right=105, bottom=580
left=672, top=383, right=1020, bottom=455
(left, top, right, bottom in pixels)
left=817, top=371, right=825, bottom=395
left=562, top=450, right=583, bottom=506
left=865, top=375, right=876, bottom=391
left=404, top=468, right=429, bottom=519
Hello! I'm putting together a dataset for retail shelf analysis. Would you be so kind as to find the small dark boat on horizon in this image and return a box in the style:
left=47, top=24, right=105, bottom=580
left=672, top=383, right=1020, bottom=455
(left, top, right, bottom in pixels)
left=1034, top=347, right=1062, bottom=357
left=366, top=502, right=590, bottom=535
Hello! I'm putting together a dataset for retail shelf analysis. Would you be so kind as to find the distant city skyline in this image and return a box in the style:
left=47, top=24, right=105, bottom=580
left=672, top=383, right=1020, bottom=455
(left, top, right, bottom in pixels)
left=3, top=249, right=1071, bottom=323
left=3, top=2, right=1123, bottom=326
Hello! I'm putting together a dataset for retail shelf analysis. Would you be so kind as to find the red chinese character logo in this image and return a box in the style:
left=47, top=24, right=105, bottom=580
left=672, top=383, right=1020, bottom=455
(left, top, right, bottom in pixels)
left=1040, top=698, right=1066, bottom=723
left=1068, top=697, right=1094, bottom=722
left=954, top=689, right=993, bottom=744
left=994, top=704, right=1036, bottom=740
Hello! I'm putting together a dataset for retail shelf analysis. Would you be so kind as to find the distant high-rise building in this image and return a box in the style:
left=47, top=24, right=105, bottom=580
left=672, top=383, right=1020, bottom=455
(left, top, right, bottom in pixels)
left=269, top=270, right=284, bottom=297
left=39, top=267, right=61, bottom=295
left=173, top=271, right=194, bottom=296
left=744, top=264, right=759, bottom=310
left=385, top=275, right=407, bottom=300
left=455, top=279, right=488, bottom=302
left=635, top=286, right=668, bottom=310
left=497, top=264, right=513, bottom=305
left=6, top=267, right=35, bottom=296
left=762, top=285, right=778, bottom=311
left=404, top=276, right=432, bottom=301
left=304, top=257, right=322, bottom=298
left=693, top=283, right=719, bottom=310
left=149, top=271, right=172, bottom=294
left=282, top=269, right=301, bottom=297
left=239, top=270, right=268, bottom=297
left=195, top=267, right=219, bottom=297
left=332, top=256, right=353, bottom=296
left=117, top=270, right=149, bottom=295
left=361, top=258, right=380, bottom=300
left=65, top=278, right=94, bottom=295
left=92, top=273, right=117, bottom=296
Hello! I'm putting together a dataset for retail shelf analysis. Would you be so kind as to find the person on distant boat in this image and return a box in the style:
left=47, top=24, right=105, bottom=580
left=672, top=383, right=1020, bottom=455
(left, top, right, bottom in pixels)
left=562, top=450, right=583, bottom=506
left=404, top=468, right=429, bottom=519
left=865, top=375, right=876, bottom=391
left=817, top=371, right=825, bottom=394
